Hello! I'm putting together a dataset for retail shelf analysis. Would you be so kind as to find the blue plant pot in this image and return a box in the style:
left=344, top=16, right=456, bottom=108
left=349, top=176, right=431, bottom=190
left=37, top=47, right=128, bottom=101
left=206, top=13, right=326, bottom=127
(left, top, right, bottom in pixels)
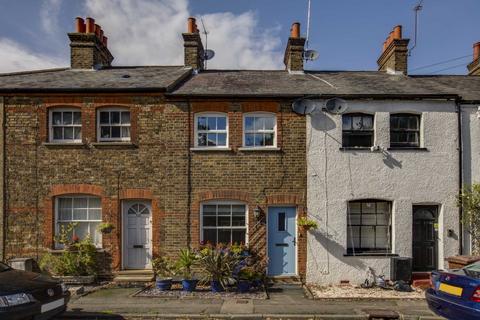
left=252, top=279, right=262, bottom=288
left=237, top=280, right=252, bottom=293
left=156, top=278, right=172, bottom=291
left=182, top=279, right=198, bottom=292
left=211, top=280, right=224, bottom=292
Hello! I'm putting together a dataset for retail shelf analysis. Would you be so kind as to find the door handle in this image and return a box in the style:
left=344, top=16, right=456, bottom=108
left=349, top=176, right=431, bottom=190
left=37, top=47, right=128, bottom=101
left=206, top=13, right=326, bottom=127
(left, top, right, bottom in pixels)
left=293, top=237, right=296, bottom=246
left=133, top=245, right=144, bottom=248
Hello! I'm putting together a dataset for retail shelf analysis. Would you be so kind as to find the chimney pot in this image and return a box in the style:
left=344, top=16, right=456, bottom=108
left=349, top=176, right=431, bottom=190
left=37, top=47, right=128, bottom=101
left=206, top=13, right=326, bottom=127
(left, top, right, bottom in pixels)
left=103, top=36, right=108, bottom=47
left=85, top=17, right=95, bottom=33
left=75, top=17, right=85, bottom=33
left=290, top=22, right=301, bottom=38
left=474, top=42, right=480, bottom=61
left=393, top=25, right=402, bottom=39
left=94, top=24, right=101, bottom=37
left=187, top=17, right=196, bottom=33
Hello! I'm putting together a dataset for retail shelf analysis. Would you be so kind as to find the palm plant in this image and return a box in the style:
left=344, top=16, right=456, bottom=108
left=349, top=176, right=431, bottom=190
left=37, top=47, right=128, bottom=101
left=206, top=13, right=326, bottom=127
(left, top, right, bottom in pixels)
left=176, top=248, right=198, bottom=280
left=198, top=245, right=241, bottom=290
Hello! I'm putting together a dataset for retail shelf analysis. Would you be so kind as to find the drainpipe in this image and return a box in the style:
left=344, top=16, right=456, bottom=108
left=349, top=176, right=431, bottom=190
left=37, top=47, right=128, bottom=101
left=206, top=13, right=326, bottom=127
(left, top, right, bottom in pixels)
left=0, top=96, right=4, bottom=261
left=186, top=100, right=192, bottom=250
left=456, top=98, right=463, bottom=255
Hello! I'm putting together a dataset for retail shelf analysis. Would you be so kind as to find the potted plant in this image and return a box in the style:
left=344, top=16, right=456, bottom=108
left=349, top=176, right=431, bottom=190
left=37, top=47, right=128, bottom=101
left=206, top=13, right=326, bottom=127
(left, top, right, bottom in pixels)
left=199, top=244, right=240, bottom=292
left=298, top=217, right=318, bottom=231
left=97, top=222, right=115, bottom=234
left=176, top=248, right=199, bottom=292
left=237, top=267, right=256, bottom=293
left=152, top=256, right=176, bottom=291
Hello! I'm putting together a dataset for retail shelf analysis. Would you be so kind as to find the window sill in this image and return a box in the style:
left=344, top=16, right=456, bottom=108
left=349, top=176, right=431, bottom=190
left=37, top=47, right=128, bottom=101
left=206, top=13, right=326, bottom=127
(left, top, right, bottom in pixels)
left=190, top=147, right=232, bottom=151
left=387, top=147, right=428, bottom=151
left=43, top=142, right=85, bottom=148
left=343, top=253, right=398, bottom=257
left=339, top=147, right=372, bottom=151
left=238, top=147, right=281, bottom=152
left=91, top=142, right=137, bottom=148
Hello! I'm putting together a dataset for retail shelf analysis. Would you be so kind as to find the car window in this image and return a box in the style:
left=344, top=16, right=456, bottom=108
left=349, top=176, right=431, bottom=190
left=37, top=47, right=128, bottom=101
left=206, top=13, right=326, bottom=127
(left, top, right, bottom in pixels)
left=463, top=262, right=480, bottom=279
left=0, top=262, right=10, bottom=272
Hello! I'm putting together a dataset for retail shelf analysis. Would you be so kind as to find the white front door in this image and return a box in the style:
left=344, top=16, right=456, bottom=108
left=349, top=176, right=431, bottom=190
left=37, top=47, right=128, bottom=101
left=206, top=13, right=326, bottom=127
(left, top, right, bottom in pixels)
left=123, top=200, right=152, bottom=269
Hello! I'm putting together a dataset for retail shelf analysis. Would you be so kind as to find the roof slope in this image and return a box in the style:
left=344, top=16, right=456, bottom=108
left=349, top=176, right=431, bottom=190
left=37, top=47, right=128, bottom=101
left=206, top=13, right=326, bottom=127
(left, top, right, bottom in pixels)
left=0, top=66, right=191, bottom=92
left=172, top=70, right=480, bottom=101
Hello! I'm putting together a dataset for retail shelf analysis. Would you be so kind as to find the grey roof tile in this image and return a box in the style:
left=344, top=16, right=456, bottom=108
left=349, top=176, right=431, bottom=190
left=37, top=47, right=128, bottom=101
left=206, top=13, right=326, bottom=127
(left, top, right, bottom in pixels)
left=0, top=66, right=191, bottom=92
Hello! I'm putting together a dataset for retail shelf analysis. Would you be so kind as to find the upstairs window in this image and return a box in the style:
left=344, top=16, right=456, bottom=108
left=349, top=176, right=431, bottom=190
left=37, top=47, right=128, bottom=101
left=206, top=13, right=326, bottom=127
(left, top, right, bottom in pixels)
left=390, top=114, right=420, bottom=148
left=49, top=108, right=82, bottom=143
left=347, top=200, right=392, bottom=254
left=243, top=113, right=276, bottom=148
left=195, top=113, right=228, bottom=148
left=342, top=113, right=374, bottom=148
left=98, top=108, right=131, bottom=142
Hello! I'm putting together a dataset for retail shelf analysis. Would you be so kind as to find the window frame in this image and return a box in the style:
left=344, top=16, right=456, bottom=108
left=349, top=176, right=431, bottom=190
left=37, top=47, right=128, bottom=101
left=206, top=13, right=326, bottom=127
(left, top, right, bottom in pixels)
left=390, top=113, right=421, bottom=148
left=242, top=112, right=277, bottom=148
left=48, top=108, right=82, bottom=143
left=200, top=201, right=249, bottom=245
left=96, top=107, right=131, bottom=142
left=194, top=112, right=229, bottom=148
left=342, top=113, right=374, bottom=148
left=346, top=199, right=392, bottom=254
left=54, top=195, right=103, bottom=249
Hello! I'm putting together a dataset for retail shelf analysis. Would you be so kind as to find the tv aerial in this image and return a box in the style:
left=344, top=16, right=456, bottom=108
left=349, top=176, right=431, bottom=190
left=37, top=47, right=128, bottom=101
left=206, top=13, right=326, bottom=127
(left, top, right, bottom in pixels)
left=292, top=98, right=318, bottom=115
left=304, top=50, right=319, bottom=61
left=324, top=98, right=349, bottom=114
left=200, top=18, right=215, bottom=68
left=303, top=0, right=319, bottom=62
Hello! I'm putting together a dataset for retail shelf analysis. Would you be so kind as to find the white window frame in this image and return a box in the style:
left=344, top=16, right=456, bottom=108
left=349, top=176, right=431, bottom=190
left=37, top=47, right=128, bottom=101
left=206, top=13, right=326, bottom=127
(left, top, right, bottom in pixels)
left=49, top=108, right=82, bottom=143
left=242, top=112, right=277, bottom=148
left=194, top=112, right=229, bottom=148
left=200, top=201, right=249, bottom=245
left=54, top=195, right=103, bottom=249
left=97, top=107, right=131, bottom=142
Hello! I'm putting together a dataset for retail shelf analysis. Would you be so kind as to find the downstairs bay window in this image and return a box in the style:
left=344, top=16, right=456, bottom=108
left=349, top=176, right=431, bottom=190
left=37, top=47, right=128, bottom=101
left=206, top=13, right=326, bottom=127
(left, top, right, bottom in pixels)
left=55, top=196, right=102, bottom=248
left=347, top=200, right=392, bottom=254
left=201, top=202, right=247, bottom=245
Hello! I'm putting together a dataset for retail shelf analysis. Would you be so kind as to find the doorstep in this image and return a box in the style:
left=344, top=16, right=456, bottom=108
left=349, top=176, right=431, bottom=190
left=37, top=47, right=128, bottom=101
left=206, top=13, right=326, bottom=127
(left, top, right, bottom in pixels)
left=113, top=269, right=154, bottom=283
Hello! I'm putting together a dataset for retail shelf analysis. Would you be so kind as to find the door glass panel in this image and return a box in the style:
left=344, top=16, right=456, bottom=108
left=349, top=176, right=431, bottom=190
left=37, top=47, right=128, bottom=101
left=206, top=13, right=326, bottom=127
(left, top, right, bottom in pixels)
left=278, top=212, right=286, bottom=231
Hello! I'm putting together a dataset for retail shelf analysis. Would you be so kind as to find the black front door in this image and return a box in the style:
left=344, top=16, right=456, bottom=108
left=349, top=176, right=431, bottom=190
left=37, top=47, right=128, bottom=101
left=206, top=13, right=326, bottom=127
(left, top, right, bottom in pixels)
left=412, top=206, right=438, bottom=272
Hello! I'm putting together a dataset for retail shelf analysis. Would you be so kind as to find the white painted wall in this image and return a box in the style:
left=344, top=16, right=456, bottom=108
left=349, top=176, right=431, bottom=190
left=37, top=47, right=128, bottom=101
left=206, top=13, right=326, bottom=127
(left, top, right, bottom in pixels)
left=461, top=104, right=480, bottom=254
left=306, top=99, right=460, bottom=285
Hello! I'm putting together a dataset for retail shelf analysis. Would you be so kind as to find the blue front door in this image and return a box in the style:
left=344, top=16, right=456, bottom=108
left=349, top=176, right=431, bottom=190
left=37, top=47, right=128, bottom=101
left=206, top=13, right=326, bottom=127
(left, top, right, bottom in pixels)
left=268, top=207, right=296, bottom=276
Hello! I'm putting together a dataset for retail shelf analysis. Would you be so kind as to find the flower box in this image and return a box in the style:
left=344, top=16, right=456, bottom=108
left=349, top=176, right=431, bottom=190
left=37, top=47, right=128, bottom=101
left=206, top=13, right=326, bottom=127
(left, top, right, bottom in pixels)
left=54, top=275, right=95, bottom=285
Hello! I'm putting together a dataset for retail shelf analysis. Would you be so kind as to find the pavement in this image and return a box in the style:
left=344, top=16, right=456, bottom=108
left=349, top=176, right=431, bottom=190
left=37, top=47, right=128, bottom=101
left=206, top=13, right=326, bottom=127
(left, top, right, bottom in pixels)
left=54, top=284, right=443, bottom=320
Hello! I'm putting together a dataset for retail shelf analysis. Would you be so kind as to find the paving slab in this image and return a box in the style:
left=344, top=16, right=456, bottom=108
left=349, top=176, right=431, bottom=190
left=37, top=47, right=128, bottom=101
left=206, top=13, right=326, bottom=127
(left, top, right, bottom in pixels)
left=54, top=286, right=442, bottom=320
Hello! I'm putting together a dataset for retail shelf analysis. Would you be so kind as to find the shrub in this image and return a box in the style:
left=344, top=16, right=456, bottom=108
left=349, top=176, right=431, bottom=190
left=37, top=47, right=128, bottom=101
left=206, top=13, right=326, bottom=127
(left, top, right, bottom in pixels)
left=198, top=244, right=241, bottom=289
left=152, top=256, right=177, bottom=279
left=176, top=248, right=198, bottom=280
left=40, top=237, right=98, bottom=276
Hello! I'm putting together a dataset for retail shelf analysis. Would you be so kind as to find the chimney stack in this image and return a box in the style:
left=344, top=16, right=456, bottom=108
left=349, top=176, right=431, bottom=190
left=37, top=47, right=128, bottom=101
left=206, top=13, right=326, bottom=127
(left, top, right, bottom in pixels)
left=182, top=17, right=204, bottom=70
left=467, top=42, right=480, bottom=76
left=377, top=25, right=410, bottom=75
left=284, top=22, right=306, bottom=73
left=68, top=17, right=114, bottom=69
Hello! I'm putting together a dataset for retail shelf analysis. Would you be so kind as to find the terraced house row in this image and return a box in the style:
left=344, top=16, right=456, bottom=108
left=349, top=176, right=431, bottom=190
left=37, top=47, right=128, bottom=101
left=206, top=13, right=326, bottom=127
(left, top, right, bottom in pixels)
left=0, top=16, right=479, bottom=285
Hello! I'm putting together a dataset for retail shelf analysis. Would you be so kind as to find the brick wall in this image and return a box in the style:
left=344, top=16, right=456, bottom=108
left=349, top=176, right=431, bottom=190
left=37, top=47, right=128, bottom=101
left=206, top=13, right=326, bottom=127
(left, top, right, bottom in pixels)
left=4, top=96, right=307, bottom=277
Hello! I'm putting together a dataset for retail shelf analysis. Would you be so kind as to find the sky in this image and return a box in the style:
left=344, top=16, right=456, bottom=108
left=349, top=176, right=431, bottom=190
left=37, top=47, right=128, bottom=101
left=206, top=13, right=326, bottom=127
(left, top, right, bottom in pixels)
left=0, top=0, right=478, bottom=74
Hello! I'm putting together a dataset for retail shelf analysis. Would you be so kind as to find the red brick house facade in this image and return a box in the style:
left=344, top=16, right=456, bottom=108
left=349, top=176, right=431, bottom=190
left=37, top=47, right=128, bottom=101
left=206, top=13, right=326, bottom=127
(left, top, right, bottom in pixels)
left=0, top=18, right=308, bottom=278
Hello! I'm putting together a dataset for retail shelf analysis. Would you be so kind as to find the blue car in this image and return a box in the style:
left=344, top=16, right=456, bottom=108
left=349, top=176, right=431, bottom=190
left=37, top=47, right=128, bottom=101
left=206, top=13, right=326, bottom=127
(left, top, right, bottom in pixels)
left=426, top=262, right=480, bottom=320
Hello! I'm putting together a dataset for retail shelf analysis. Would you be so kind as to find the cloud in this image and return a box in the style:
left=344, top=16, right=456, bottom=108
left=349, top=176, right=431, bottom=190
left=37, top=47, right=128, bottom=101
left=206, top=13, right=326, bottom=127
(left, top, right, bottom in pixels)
left=40, top=0, right=63, bottom=35
left=0, top=0, right=285, bottom=73
left=85, top=0, right=284, bottom=69
left=0, top=38, right=65, bottom=73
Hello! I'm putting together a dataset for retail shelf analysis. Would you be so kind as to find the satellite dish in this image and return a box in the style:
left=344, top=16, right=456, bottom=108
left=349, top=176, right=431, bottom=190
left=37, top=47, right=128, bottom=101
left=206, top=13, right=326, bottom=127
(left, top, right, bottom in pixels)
left=292, top=99, right=318, bottom=115
left=204, top=49, right=215, bottom=61
left=303, top=50, right=319, bottom=61
left=324, top=98, right=348, bottom=115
